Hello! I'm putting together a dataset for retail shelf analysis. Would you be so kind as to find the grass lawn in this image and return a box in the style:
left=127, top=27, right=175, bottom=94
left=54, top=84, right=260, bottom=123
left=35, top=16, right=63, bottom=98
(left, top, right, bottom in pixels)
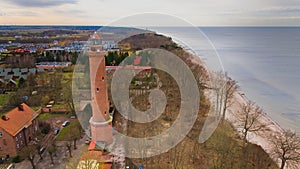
left=55, top=120, right=79, bottom=141
left=52, top=103, right=66, bottom=109
left=31, top=106, right=42, bottom=111
left=0, top=94, right=11, bottom=106
left=62, top=72, right=73, bottom=80
left=55, top=124, right=72, bottom=141
left=38, top=112, right=70, bottom=122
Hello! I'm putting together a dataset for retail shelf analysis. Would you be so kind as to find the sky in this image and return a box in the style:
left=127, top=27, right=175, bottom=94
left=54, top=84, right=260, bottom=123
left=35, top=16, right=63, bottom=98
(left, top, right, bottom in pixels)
left=1, top=0, right=300, bottom=26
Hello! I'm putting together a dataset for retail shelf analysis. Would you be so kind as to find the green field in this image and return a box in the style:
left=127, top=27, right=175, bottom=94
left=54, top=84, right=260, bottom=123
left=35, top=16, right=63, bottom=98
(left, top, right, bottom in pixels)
left=0, top=94, right=11, bottom=106
left=0, top=37, right=15, bottom=41
left=55, top=120, right=79, bottom=141
left=38, top=112, right=70, bottom=122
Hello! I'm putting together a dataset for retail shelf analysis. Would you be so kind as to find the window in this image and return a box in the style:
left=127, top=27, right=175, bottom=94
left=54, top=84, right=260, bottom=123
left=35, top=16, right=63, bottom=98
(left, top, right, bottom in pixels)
left=3, top=139, right=7, bottom=146
left=16, top=144, right=19, bottom=149
left=96, top=88, right=99, bottom=92
left=15, top=137, right=18, bottom=142
left=20, top=141, right=23, bottom=145
left=19, top=133, right=22, bottom=138
left=0, top=132, right=2, bottom=138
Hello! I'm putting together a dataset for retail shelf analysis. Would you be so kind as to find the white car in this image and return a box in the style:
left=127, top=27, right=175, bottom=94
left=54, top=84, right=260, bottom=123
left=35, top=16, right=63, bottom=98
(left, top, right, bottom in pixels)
left=62, top=121, right=70, bottom=127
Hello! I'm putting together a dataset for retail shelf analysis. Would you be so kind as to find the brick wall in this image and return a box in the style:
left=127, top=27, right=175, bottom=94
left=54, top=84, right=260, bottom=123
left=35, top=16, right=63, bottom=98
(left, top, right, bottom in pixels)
left=0, top=119, right=39, bottom=158
left=0, top=128, right=17, bottom=157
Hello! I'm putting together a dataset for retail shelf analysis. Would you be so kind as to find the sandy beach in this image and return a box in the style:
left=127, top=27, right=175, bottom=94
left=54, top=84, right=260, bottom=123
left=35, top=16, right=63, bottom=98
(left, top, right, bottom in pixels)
left=187, top=53, right=300, bottom=169
left=226, top=91, right=284, bottom=167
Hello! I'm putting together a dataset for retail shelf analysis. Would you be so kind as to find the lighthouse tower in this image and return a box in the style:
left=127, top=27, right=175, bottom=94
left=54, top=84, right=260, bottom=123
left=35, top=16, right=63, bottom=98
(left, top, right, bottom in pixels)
left=88, top=32, right=113, bottom=144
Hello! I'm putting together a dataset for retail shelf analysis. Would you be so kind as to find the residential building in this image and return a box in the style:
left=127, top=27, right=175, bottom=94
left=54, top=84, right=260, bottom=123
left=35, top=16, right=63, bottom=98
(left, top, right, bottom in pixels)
left=0, top=103, right=39, bottom=157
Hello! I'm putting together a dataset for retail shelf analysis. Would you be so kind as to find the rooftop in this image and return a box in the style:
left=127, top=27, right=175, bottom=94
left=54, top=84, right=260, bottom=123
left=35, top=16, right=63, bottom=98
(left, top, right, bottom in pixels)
left=0, top=103, right=39, bottom=136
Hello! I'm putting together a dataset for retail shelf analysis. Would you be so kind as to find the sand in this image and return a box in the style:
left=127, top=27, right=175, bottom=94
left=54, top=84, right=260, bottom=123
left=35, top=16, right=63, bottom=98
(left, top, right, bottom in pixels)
left=187, top=55, right=294, bottom=168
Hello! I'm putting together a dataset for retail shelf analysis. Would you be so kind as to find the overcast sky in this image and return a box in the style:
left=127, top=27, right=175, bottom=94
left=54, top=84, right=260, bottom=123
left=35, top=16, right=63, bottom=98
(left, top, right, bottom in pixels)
left=1, top=0, right=300, bottom=26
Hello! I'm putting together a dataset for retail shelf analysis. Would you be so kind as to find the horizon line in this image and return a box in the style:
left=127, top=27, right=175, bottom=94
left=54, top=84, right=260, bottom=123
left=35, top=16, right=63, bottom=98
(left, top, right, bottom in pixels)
left=0, top=25, right=300, bottom=27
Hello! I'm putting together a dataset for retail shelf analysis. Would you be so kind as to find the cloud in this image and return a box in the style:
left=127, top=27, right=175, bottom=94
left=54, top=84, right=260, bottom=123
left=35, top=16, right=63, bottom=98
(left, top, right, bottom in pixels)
left=13, top=11, right=38, bottom=16
left=54, top=9, right=87, bottom=18
left=0, top=10, right=6, bottom=16
left=7, top=0, right=78, bottom=7
left=221, top=6, right=300, bottom=17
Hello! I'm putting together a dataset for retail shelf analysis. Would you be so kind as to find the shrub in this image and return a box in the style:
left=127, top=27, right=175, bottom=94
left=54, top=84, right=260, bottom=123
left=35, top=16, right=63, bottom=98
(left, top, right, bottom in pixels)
left=12, top=156, right=20, bottom=163
left=40, top=122, right=51, bottom=134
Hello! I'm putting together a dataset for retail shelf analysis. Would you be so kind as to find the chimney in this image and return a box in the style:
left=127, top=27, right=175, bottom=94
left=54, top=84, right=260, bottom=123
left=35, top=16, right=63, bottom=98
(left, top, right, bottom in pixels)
left=1, top=115, right=9, bottom=121
left=18, top=104, right=24, bottom=111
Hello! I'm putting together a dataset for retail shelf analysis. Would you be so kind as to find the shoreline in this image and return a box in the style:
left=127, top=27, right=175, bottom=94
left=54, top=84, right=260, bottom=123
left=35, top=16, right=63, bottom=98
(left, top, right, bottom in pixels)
left=226, top=90, right=286, bottom=167
left=186, top=49, right=287, bottom=167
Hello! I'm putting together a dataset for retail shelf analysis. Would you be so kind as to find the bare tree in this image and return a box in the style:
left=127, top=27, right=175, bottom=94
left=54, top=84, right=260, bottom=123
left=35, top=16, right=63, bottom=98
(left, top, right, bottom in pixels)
left=66, top=141, right=73, bottom=157
left=221, top=75, right=238, bottom=124
left=65, top=120, right=81, bottom=150
left=270, top=130, right=300, bottom=169
left=20, top=145, right=37, bottom=169
left=36, top=143, right=43, bottom=161
left=210, top=72, right=238, bottom=123
left=210, top=71, right=225, bottom=118
left=236, top=101, right=266, bottom=143
left=70, top=121, right=81, bottom=150
left=48, top=143, right=57, bottom=165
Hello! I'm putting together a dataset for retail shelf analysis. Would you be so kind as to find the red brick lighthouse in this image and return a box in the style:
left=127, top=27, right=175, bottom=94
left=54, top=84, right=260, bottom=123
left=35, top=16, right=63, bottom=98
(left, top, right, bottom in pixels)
left=88, top=32, right=113, bottom=144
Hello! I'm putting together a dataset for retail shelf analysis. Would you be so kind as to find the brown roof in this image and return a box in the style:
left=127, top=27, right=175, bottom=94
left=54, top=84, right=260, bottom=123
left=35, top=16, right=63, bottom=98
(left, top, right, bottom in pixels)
left=0, top=103, right=38, bottom=136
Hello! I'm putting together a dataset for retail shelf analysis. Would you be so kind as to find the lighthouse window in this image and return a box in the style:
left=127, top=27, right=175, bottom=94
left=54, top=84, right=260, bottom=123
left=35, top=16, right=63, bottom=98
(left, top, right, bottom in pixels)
left=96, top=88, right=99, bottom=92
left=102, top=76, right=104, bottom=81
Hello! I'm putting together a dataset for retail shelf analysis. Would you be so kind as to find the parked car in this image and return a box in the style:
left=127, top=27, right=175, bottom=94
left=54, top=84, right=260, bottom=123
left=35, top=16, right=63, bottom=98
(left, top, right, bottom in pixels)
left=85, top=138, right=91, bottom=145
left=62, top=121, right=70, bottom=127
left=39, top=147, right=45, bottom=154
left=54, top=129, right=60, bottom=135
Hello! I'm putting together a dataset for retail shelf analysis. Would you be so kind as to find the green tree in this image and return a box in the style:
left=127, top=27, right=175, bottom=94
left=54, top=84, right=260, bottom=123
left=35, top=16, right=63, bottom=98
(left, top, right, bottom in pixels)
left=62, top=81, right=75, bottom=114
left=41, top=95, right=50, bottom=107
left=71, top=52, right=78, bottom=65
left=18, top=77, right=26, bottom=88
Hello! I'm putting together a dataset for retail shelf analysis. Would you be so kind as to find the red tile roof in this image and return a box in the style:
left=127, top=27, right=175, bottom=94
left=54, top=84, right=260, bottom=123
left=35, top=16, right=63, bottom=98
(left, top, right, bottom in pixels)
left=88, top=140, right=96, bottom=151
left=134, top=56, right=142, bottom=65
left=0, top=103, right=39, bottom=136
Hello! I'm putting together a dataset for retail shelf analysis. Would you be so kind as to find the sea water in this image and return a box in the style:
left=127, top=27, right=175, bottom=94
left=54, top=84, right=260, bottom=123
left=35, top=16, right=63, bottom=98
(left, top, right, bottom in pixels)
left=152, top=27, right=300, bottom=133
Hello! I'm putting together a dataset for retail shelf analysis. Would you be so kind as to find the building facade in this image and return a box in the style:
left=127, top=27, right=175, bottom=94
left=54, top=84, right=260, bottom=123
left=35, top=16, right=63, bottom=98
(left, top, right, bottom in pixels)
left=0, top=103, right=39, bottom=157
